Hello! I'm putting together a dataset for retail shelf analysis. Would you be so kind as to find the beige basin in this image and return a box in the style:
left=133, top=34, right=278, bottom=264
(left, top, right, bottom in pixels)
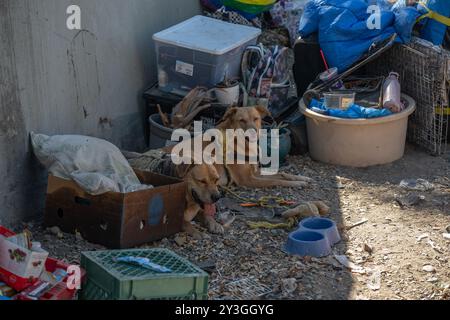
left=299, top=94, right=416, bottom=167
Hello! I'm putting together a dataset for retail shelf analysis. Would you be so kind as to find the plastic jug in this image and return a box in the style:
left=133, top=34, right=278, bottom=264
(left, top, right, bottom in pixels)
left=383, top=72, right=403, bottom=113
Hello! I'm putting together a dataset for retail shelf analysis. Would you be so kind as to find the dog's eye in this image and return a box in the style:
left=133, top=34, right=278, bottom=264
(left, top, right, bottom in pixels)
left=240, top=119, right=246, bottom=124
left=254, top=117, right=260, bottom=121
left=198, top=179, right=207, bottom=185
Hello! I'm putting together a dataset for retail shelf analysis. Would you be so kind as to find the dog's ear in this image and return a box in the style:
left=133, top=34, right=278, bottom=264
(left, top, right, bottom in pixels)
left=255, top=105, right=271, bottom=118
left=175, top=163, right=195, bottom=179
left=221, top=107, right=239, bottom=122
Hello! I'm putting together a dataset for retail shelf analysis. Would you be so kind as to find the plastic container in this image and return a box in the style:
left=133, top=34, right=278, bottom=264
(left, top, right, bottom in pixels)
left=215, top=83, right=240, bottom=105
left=149, top=114, right=177, bottom=149
left=319, top=67, right=339, bottom=82
left=319, top=67, right=344, bottom=90
left=323, top=92, right=356, bottom=110
left=284, top=231, right=332, bottom=257
left=153, top=16, right=261, bottom=93
left=382, top=72, right=403, bottom=113
left=263, top=128, right=292, bottom=166
left=80, top=248, right=209, bottom=300
left=299, top=94, right=416, bottom=167
left=298, top=217, right=341, bottom=246
left=149, top=105, right=228, bottom=149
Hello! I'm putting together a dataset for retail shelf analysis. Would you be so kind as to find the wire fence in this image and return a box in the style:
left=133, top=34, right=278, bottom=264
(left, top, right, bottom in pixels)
left=365, top=38, right=449, bottom=155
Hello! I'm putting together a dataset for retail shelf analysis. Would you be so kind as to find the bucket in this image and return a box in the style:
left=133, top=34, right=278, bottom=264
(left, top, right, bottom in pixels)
left=149, top=114, right=177, bottom=149
left=215, top=84, right=240, bottom=105
left=299, top=94, right=416, bottom=167
left=149, top=105, right=228, bottom=150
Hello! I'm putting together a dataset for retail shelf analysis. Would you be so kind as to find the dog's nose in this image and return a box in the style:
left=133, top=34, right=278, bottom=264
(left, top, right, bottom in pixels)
left=211, top=192, right=222, bottom=203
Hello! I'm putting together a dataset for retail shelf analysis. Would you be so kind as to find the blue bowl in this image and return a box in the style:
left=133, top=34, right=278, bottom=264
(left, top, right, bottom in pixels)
left=284, top=230, right=332, bottom=257
left=298, top=217, right=341, bottom=246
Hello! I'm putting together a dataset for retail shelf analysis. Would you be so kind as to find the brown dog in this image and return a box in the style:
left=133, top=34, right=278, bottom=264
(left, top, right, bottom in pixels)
left=125, top=150, right=223, bottom=239
left=176, top=163, right=224, bottom=239
left=214, top=106, right=313, bottom=189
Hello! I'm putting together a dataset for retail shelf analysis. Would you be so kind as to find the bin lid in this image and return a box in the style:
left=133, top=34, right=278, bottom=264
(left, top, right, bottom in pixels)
left=153, top=15, right=261, bottom=55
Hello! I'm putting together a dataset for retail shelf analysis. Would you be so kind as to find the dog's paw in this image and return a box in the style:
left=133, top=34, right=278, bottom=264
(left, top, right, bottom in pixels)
left=205, top=218, right=225, bottom=234
left=183, top=222, right=205, bottom=240
left=192, top=229, right=205, bottom=240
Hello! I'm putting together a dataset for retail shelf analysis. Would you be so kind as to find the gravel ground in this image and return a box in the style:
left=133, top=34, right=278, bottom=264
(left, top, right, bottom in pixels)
left=21, top=144, right=450, bottom=300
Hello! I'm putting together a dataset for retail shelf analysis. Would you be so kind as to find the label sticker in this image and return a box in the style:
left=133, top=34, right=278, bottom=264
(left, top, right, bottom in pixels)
left=148, top=195, right=164, bottom=226
left=175, top=60, right=194, bottom=77
left=341, top=97, right=354, bottom=110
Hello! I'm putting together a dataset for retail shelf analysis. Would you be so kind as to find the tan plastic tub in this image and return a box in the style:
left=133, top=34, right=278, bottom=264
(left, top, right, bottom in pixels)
left=299, top=94, right=416, bottom=167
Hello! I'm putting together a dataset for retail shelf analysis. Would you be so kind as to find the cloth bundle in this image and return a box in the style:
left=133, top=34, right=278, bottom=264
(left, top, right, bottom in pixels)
left=31, top=133, right=152, bottom=195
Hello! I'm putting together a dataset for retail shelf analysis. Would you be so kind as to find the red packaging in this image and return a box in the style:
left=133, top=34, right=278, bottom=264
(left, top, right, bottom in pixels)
left=0, top=226, right=85, bottom=300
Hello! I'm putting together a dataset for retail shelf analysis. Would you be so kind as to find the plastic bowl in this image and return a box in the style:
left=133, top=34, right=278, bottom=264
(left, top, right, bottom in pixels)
left=299, top=217, right=341, bottom=246
left=284, top=230, right=332, bottom=257
left=299, top=94, right=416, bottom=167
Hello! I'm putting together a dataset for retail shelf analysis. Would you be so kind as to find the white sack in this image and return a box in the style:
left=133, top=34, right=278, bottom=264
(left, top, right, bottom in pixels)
left=31, top=133, right=152, bottom=195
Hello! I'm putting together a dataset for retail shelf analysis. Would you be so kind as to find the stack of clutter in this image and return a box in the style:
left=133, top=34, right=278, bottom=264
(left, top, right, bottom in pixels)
left=292, top=0, right=450, bottom=159
left=0, top=226, right=83, bottom=300
left=148, top=13, right=300, bottom=149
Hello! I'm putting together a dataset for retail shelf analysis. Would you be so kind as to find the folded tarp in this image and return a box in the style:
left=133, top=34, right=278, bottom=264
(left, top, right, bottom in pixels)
left=299, top=0, right=420, bottom=72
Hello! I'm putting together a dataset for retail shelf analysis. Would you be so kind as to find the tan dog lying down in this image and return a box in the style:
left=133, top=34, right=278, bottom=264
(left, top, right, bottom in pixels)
left=212, top=106, right=314, bottom=189
left=126, top=106, right=313, bottom=238
left=125, top=150, right=223, bottom=239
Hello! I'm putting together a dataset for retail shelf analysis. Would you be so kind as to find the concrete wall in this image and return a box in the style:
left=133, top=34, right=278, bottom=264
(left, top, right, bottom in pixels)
left=0, top=0, right=201, bottom=226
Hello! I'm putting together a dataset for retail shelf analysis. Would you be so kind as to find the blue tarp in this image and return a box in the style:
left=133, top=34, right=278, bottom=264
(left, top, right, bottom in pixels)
left=309, top=99, right=393, bottom=119
left=299, top=0, right=420, bottom=72
left=419, top=0, right=450, bottom=45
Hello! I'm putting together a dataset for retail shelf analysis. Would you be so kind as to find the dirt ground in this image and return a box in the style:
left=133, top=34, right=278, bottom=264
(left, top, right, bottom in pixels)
left=23, top=144, right=450, bottom=300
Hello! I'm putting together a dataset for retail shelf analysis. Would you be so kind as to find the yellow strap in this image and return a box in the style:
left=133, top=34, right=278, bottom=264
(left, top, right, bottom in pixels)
left=435, top=107, right=450, bottom=116
left=235, top=0, right=275, bottom=5
left=417, top=1, right=450, bottom=26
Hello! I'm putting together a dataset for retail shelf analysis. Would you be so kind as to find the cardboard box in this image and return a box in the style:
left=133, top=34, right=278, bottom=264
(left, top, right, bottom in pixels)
left=44, top=170, right=187, bottom=249
left=0, top=232, right=49, bottom=291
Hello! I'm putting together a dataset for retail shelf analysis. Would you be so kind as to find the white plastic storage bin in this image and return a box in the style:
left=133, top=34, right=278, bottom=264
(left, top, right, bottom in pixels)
left=153, top=15, right=261, bottom=94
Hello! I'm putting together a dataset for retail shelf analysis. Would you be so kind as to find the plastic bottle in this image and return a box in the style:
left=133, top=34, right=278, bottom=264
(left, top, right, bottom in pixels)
left=383, top=72, right=403, bottom=113
left=31, top=241, right=45, bottom=252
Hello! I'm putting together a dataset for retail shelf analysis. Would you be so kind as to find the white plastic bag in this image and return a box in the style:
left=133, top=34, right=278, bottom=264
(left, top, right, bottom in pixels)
left=31, top=133, right=152, bottom=195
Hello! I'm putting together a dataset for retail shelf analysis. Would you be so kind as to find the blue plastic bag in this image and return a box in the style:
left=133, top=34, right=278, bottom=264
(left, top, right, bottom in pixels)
left=420, top=0, right=450, bottom=45
left=310, top=99, right=393, bottom=119
left=299, top=0, right=420, bottom=72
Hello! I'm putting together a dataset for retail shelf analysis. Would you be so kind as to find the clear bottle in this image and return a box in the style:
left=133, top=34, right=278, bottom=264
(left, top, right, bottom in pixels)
left=383, top=72, right=403, bottom=113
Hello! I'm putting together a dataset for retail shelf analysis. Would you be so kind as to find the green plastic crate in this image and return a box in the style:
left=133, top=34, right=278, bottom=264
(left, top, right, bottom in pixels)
left=79, top=248, right=208, bottom=300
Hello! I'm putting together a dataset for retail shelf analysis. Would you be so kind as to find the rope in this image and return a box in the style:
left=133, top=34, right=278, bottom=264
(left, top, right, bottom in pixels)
left=220, top=185, right=299, bottom=229
left=220, top=185, right=294, bottom=209
left=247, top=217, right=298, bottom=230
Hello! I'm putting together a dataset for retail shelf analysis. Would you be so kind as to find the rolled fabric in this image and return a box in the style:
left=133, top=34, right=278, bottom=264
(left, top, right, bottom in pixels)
left=223, top=0, right=276, bottom=15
